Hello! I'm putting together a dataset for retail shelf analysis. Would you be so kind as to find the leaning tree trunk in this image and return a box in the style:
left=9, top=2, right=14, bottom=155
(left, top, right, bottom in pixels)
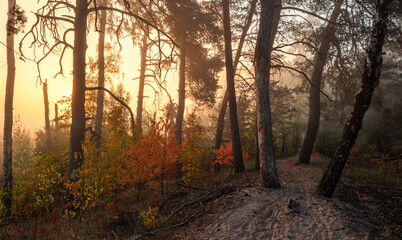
left=298, top=0, right=343, bottom=164
left=94, top=0, right=106, bottom=150
left=68, top=0, right=88, bottom=180
left=214, top=0, right=257, bottom=173
left=316, top=0, right=393, bottom=198
left=174, top=33, right=186, bottom=144
left=2, top=0, right=17, bottom=219
left=254, top=0, right=281, bottom=188
left=43, top=79, right=51, bottom=149
left=136, top=30, right=148, bottom=137
left=222, top=0, right=245, bottom=173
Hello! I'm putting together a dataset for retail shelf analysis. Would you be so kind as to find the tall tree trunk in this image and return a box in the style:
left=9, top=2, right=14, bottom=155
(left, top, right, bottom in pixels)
left=68, top=0, right=88, bottom=180
left=2, top=0, right=17, bottom=219
left=254, top=0, right=281, bottom=188
left=255, top=118, right=260, bottom=170
left=222, top=0, right=244, bottom=173
left=54, top=103, right=59, bottom=129
left=214, top=90, right=228, bottom=173
left=215, top=0, right=257, bottom=173
left=281, top=127, right=285, bottom=158
left=175, top=33, right=186, bottom=144
left=298, top=0, right=343, bottom=164
left=136, top=30, right=148, bottom=137
left=94, top=0, right=106, bottom=149
left=43, top=79, right=51, bottom=149
left=316, top=0, right=392, bottom=198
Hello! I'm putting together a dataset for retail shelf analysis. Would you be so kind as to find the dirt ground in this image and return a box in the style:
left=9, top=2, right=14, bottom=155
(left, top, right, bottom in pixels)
left=164, top=156, right=401, bottom=240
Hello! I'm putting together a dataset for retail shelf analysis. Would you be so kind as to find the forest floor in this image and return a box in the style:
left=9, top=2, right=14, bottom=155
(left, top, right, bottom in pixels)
left=149, top=156, right=402, bottom=240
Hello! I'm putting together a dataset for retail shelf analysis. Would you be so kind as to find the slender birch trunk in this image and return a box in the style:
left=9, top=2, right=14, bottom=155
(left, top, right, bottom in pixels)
left=94, top=0, right=106, bottom=149
left=43, top=79, right=51, bottom=149
left=2, top=0, right=17, bottom=219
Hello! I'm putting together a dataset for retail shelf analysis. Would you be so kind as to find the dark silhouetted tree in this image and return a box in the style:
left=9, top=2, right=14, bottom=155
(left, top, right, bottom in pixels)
left=254, top=0, right=281, bottom=187
left=2, top=0, right=26, bottom=220
left=298, top=0, right=344, bottom=164
left=316, top=0, right=394, bottom=198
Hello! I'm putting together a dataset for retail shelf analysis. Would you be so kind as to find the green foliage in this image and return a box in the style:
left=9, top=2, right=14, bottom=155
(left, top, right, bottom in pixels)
left=6, top=4, right=27, bottom=35
left=139, top=206, right=159, bottom=229
left=13, top=116, right=35, bottom=172
left=13, top=153, right=66, bottom=217
left=163, top=0, right=223, bottom=106
left=64, top=115, right=129, bottom=217
left=180, top=112, right=207, bottom=185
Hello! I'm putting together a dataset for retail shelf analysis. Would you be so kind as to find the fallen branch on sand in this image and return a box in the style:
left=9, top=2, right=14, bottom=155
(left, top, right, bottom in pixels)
left=125, top=186, right=235, bottom=240
left=125, top=212, right=204, bottom=240
left=162, top=186, right=234, bottom=225
left=159, top=191, right=187, bottom=210
left=176, top=181, right=205, bottom=191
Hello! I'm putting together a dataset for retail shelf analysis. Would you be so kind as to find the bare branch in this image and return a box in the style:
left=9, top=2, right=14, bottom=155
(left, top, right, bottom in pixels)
left=127, top=212, right=204, bottom=240
left=273, top=48, right=315, bottom=67
left=353, top=0, right=375, bottom=17
left=271, top=64, right=335, bottom=102
left=282, top=6, right=344, bottom=25
left=85, top=86, right=135, bottom=132
left=53, top=45, right=68, bottom=78
left=87, top=6, right=179, bottom=48
left=238, top=60, right=255, bottom=79
left=235, top=73, right=255, bottom=93
left=47, top=1, right=75, bottom=10
left=34, top=13, right=75, bottom=25
left=274, top=39, right=318, bottom=51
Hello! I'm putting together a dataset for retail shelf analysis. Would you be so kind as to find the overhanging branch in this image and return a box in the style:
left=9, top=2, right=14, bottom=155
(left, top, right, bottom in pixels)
left=272, top=64, right=335, bottom=102
left=282, top=6, right=344, bottom=25
left=85, top=86, right=135, bottom=131
left=87, top=6, right=179, bottom=48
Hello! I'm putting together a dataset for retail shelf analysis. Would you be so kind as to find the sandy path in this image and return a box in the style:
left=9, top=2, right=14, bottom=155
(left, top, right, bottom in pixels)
left=171, top=157, right=395, bottom=240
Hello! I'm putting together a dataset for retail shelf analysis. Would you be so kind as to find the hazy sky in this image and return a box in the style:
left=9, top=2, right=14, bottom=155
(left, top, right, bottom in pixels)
left=0, top=1, right=183, bottom=136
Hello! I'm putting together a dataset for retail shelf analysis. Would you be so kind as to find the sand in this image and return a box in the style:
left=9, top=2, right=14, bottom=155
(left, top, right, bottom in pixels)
left=170, top=156, right=400, bottom=240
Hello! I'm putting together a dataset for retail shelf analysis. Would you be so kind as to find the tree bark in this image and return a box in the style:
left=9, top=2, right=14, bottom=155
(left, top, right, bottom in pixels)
left=2, top=0, right=17, bottom=219
left=214, top=91, right=228, bottom=173
left=94, top=0, right=106, bottom=150
left=316, top=0, right=393, bottom=198
left=54, top=103, right=59, bottom=129
left=68, top=0, right=88, bottom=180
left=214, top=0, right=257, bottom=173
left=281, top=126, right=285, bottom=158
left=174, top=33, right=186, bottom=144
left=254, top=0, right=281, bottom=188
left=43, top=79, right=51, bottom=149
left=255, top=118, right=260, bottom=170
left=136, top=30, right=148, bottom=137
left=298, top=0, right=343, bottom=164
left=222, top=0, right=244, bottom=173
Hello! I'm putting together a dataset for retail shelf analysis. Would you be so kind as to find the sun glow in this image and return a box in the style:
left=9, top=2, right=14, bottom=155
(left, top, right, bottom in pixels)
left=63, top=88, right=72, bottom=97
